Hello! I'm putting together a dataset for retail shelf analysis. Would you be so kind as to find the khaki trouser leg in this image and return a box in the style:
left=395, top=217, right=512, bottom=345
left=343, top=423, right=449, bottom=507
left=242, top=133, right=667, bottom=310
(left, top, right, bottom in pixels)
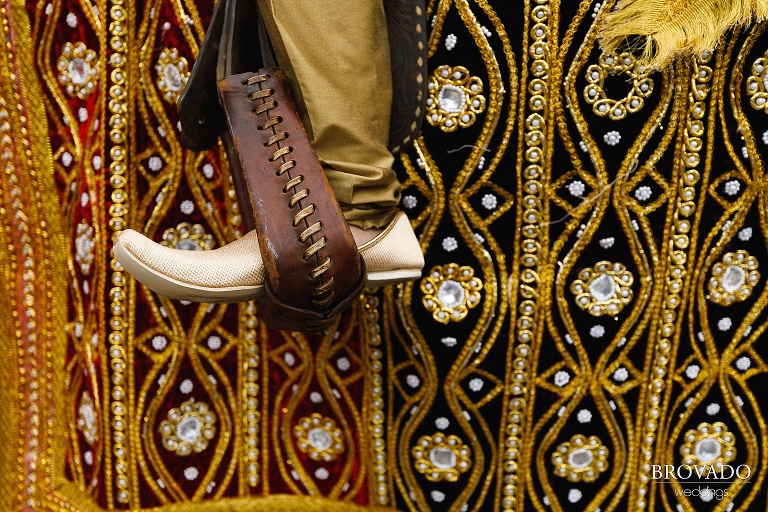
left=256, top=0, right=400, bottom=229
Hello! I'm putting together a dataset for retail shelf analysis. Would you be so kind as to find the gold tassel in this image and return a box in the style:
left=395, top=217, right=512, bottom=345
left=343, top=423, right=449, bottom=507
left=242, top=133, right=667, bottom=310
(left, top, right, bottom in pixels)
left=598, top=0, right=768, bottom=70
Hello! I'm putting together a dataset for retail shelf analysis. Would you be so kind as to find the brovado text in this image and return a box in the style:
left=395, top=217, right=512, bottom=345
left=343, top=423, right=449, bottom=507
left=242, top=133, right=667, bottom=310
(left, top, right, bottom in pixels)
left=652, top=464, right=752, bottom=481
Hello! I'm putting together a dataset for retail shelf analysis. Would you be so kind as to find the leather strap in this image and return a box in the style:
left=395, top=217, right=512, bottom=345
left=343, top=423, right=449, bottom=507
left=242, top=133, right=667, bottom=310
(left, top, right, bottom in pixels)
left=179, top=0, right=427, bottom=155
left=218, top=69, right=365, bottom=331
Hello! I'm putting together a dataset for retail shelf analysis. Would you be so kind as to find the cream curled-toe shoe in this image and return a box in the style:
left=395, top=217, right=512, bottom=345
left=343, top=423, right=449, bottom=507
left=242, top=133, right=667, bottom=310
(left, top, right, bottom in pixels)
left=113, top=211, right=424, bottom=303
left=113, top=228, right=266, bottom=303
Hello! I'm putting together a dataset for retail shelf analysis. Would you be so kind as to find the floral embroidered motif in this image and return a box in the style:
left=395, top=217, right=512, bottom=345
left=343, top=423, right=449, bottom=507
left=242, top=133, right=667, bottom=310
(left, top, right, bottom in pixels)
left=75, top=220, right=95, bottom=275
left=57, top=42, right=99, bottom=99
left=551, top=434, right=609, bottom=482
left=421, top=263, right=482, bottom=324
left=708, top=250, right=760, bottom=306
left=680, top=422, right=736, bottom=470
left=159, top=399, right=217, bottom=456
left=426, top=65, right=486, bottom=132
left=412, top=433, right=472, bottom=482
left=77, top=392, right=98, bottom=446
left=570, top=261, right=634, bottom=316
left=155, top=48, right=190, bottom=104
left=584, top=52, right=653, bottom=120
left=294, top=413, right=345, bottom=461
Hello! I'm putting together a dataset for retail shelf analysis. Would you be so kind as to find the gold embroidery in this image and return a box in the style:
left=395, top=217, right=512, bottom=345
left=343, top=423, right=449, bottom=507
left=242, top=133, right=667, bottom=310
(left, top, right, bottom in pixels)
left=551, top=434, right=609, bottom=483
left=679, top=422, right=736, bottom=469
left=75, top=220, right=95, bottom=275
left=155, top=48, right=190, bottom=104
left=107, top=0, right=131, bottom=502
left=293, top=413, right=345, bottom=461
left=747, top=49, right=768, bottom=111
left=425, top=65, right=486, bottom=132
left=160, top=222, right=215, bottom=250
left=77, top=392, right=99, bottom=446
left=56, top=42, right=100, bottom=99
left=570, top=261, right=634, bottom=316
left=420, top=263, right=482, bottom=324
left=412, top=433, right=472, bottom=482
left=159, top=399, right=217, bottom=456
left=708, top=250, right=760, bottom=305
left=584, top=52, right=653, bottom=120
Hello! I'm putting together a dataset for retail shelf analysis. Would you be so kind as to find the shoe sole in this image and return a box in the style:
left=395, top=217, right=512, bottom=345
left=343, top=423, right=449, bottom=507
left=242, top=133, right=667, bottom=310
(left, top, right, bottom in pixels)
left=113, top=243, right=266, bottom=303
left=365, top=269, right=423, bottom=288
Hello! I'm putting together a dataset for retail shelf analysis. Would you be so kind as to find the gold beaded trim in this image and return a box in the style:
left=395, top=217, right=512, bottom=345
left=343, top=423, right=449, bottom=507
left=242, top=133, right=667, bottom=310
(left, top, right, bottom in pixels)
left=107, top=0, right=131, bottom=503
left=363, top=294, right=389, bottom=505
left=243, top=302, right=261, bottom=488
left=502, top=2, right=552, bottom=510
left=633, top=52, right=713, bottom=510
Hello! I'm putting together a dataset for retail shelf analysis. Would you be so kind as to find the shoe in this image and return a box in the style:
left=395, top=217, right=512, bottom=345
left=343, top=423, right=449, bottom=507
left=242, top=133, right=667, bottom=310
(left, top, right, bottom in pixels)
left=358, top=211, right=424, bottom=287
left=113, top=211, right=424, bottom=303
left=113, top=228, right=265, bottom=303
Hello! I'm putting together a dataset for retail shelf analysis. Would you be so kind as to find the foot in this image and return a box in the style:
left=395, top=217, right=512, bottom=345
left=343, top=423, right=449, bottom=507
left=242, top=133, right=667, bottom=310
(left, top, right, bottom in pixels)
left=114, top=212, right=424, bottom=303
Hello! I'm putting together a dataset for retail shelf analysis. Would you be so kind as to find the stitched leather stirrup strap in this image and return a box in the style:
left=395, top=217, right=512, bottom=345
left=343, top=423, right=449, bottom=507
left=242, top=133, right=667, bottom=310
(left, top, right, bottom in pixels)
left=218, top=69, right=365, bottom=332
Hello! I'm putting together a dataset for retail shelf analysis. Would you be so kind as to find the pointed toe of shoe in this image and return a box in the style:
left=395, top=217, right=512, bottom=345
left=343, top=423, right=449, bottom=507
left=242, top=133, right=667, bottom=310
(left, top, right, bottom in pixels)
left=114, top=229, right=266, bottom=303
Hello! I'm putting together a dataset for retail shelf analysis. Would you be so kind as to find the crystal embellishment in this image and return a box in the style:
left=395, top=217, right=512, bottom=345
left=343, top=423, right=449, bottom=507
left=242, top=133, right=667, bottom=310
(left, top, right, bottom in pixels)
left=438, top=85, right=466, bottom=113
left=176, top=416, right=203, bottom=443
left=552, top=434, right=609, bottom=482
left=412, top=433, right=472, bottom=482
left=159, top=399, right=217, bottom=456
left=294, top=414, right=345, bottom=461
left=680, top=422, right=736, bottom=470
left=422, top=264, right=483, bottom=324
left=76, top=393, right=98, bottom=446
left=426, top=65, right=486, bottom=132
left=694, top=438, right=721, bottom=464
left=75, top=220, right=95, bottom=275
left=68, top=58, right=90, bottom=85
left=429, top=447, right=457, bottom=469
left=721, top=265, right=746, bottom=293
left=571, top=262, right=634, bottom=316
left=57, top=42, right=100, bottom=99
left=163, top=63, right=183, bottom=91
left=155, top=48, right=190, bottom=103
left=438, top=280, right=465, bottom=308
left=307, top=428, right=333, bottom=451
left=567, top=448, right=594, bottom=469
left=588, top=273, right=616, bottom=301
left=176, top=239, right=201, bottom=251
left=161, top=222, right=214, bottom=251
left=708, top=251, right=760, bottom=305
